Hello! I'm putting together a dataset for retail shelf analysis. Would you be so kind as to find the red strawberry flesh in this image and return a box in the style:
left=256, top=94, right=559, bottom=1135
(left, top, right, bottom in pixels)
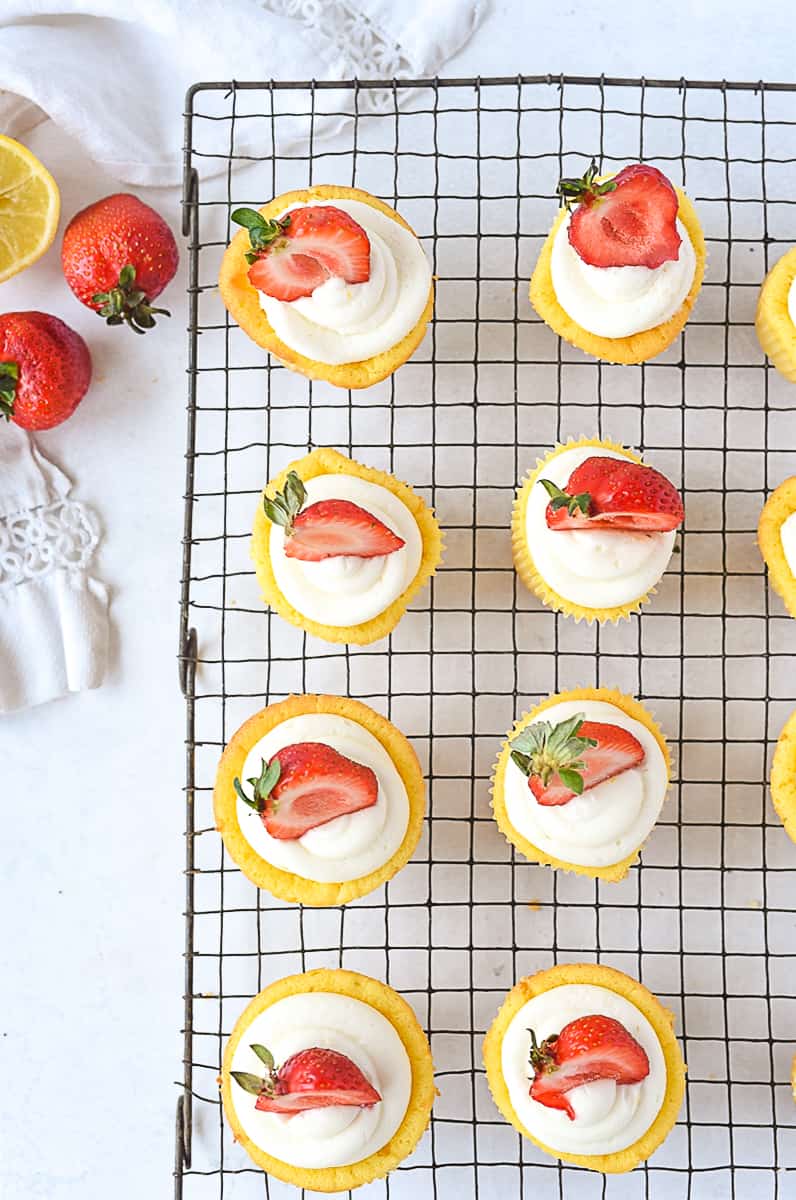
left=263, top=742, right=378, bottom=840
left=545, top=456, right=684, bottom=533
left=254, top=1047, right=381, bottom=1115
left=530, top=1014, right=649, bottom=1120
left=529, top=720, right=645, bottom=807
left=568, top=164, right=681, bottom=269
left=248, top=205, right=370, bottom=301
left=284, top=498, right=405, bottom=561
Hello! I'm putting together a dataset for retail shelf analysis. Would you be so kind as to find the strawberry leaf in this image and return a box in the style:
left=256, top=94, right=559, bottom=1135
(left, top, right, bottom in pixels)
left=233, top=758, right=281, bottom=812
left=231, top=1070, right=266, bottom=1096
left=539, top=478, right=591, bottom=517
left=92, top=262, right=170, bottom=335
left=557, top=767, right=585, bottom=794
left=232, top=207, right=290, bottom=254
left=0, top=361, right=19, bottom=421
left=250, top=1044, right=275, bottom=1071
left=263, top=470, right=306, bottom=535
left=556, top=158, right=617, bottom=213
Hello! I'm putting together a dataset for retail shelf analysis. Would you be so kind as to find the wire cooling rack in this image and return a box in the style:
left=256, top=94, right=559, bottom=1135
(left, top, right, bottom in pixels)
left=176, top=76, right=796, bottom=1199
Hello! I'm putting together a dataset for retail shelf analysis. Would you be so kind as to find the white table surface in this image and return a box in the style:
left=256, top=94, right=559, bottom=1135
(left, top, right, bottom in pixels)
left=2, top=4, right=793, bottom=1199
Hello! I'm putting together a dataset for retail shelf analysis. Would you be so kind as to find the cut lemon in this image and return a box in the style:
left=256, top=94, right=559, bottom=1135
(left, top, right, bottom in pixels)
left=0, top=135, right=60, bottom=283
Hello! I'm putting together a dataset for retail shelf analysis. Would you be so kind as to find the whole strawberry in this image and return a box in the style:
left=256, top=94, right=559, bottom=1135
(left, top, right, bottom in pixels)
left=62, top=193, right=178, bottom=333
left=0, top=312, right=92, bottom=430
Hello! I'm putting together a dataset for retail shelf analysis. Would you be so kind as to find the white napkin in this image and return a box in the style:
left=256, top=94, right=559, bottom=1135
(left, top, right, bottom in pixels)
left=0, top=425, right=109, bottom=714
left=0, top=0, right=487, bottom=187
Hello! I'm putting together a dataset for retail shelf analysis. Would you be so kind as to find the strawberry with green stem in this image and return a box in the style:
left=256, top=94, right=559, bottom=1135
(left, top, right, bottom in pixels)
left=557, top=158, right=682, bottom=270
left=232, top=1042, right=381, bottom=1115
left=528, top=1014, right=650, bottom=1119
left=233, top=741, right=378, bottom=840
left=510, top=714, right=644, bottom=807
left=264, top=470, right=405, bottom=561
left=233, top=204, right=370, bottom=302
left=539, top=456, right=684, bottom=534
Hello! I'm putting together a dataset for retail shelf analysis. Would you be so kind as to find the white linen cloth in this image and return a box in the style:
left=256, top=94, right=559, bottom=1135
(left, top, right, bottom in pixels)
left=0, top=425, right=108, bottom=713
left=0, top=0, right=487, bottom=186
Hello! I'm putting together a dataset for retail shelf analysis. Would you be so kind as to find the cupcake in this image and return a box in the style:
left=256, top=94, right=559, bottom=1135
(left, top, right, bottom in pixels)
left=530, top=159, right=705, bottom=365
left=214, top=694, right=426, bottom=906
left=253, top=446, right=442, bottom=645
left=758, top=476, right=796, bottom=619
left=512, top=437, right=684, bottom=623
left=756, top=247, right=796, bottom=381
left=491, top=688, right=670, bottom=882
left=483, top=963, right=686, bottom=1174
left=222, top=968, right=435, bottom=1192
left=218, top=184, right=433, bottom=389
left=770, top=707, right=796, bottom=844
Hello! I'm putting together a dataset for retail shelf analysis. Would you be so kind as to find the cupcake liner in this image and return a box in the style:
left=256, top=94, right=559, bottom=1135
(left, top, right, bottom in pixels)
left=483, top=963, right=686, bottom=1174
left=491, top=686, right=672, bottom=882
left=770, top=707, right=796, bottom=845
left=214, top=694, right=427, bottom=906
left=755, top=247, right=796, bottom=382
left=218, top=184, right=434, bottom=389
left=222, top=969, right=436, bottom=1192
left=529, top=186, right=706, bottom=365
left=758, top=476, right=796, bottom=619
left=253, top=447, right=444, bottom=646
left=512, top=436, right=665, bottom=624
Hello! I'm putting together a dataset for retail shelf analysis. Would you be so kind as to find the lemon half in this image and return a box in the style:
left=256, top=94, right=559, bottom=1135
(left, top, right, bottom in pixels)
left=0, top=134, right=60, bottom=283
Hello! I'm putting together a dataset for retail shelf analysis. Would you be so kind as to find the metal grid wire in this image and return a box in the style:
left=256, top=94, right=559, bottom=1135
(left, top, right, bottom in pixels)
left=177, top=76, right=796, bottom=1199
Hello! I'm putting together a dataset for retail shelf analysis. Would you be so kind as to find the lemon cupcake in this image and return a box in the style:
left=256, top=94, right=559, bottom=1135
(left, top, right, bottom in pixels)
left=758, top=476, right=796, bottom=619
left=253, top=446, right=441, bottom=645
left=512, top=437, right=684, bottom=623
left=222, top=968, right=435, bottom=1192
left=770, top=707, right=796, bottom=845
left=483, top=963, right=686, bottom=1174
left=530, top=159, right=705, bottom=365
left=491, top=688, right=670, bottom=882
left=214, top=694, right=426, bottom=906
left=756, top=247, right=796, bottom=381
left=219, top=184, right=433, bottom=389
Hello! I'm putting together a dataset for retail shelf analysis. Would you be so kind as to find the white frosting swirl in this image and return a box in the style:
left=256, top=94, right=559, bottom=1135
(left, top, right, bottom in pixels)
left=501, top=983, right=667, bottom=1156
left=503, top=697, right=668, bottom=867
left=526, top=445, right=678, bottom=609
left=270, top=473, right=422, bottom=627
left=780, top=510, right=796, bottom=577
left=788, top=276, right=796, bottom=328
left=230, top=991, right=411, bottom=1168
left=238, top=712, right=410, bottom=882
left=550, top=212, right=696, bottom=338
left=258, top=199, right=431, bottom=364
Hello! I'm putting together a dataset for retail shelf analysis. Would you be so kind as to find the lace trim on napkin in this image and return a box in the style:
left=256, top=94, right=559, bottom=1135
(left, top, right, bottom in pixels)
left=0, top=498, right=99, bottom=589
left=265, top=0, right=412, bottom=89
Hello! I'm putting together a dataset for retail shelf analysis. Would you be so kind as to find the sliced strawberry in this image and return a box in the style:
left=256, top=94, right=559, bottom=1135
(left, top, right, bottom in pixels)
left=262, top=470, right=405, bottom=561
left=509, top=714, right=645, bottom=807
left=541, top=456, right=684, bottom=534
left=235, top=204, right=370, bottom=301
left=232, top=1044, right=381, bottom=1118
left=558, top=160, right=681, bottom=269
left=234, top=742, right=379, bottom=840
left=286, top=499, right=405, bottom=561
left=529, top=1015, right=650, bottom=1119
